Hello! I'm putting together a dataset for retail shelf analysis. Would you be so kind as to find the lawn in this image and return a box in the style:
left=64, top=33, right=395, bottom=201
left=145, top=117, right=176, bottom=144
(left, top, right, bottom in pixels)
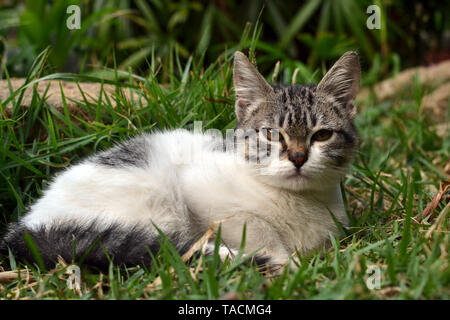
left=0, top=41, right=448, bottom=299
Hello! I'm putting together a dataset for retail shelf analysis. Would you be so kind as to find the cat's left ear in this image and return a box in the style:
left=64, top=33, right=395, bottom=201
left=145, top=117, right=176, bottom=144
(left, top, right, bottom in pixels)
left=317, top=51, right=360, bottom=115
left=233, top=51, right=274, bottom=120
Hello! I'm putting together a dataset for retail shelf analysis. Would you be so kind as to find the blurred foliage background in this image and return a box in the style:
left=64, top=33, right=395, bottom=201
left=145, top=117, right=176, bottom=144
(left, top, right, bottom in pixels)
left=0, top=0, right=449, bottom=85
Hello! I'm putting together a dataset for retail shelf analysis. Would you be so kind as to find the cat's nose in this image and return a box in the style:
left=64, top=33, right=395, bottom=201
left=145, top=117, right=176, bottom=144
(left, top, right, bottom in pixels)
left=289, top=152, right=307, bottom=169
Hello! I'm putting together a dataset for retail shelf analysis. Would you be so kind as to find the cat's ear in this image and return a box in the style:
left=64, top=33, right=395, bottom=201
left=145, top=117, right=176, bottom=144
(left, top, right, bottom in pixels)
left=317, top=51, right=360, bottom=112
left=233, top=51, right=274, bottom=117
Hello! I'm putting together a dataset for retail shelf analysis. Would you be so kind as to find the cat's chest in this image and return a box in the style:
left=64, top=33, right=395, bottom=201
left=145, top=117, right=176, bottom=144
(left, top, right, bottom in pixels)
left=178, top=160, right=346, bottom=251
left=178, top=159, right=269, bottom=216
left=178, top=159, right=344, bottom=222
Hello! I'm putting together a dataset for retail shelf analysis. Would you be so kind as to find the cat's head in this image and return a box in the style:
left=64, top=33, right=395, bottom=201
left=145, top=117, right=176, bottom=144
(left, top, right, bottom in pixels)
left=233, top=51, right=360, bottom=191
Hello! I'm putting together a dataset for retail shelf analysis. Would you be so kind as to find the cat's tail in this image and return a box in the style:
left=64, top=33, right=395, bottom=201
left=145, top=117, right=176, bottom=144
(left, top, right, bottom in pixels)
left=0, top=219, right=195, bottom=271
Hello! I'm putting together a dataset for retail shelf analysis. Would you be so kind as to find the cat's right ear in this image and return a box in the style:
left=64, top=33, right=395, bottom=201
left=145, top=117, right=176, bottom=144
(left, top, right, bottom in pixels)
left=233, top=51, right=273, bottom=119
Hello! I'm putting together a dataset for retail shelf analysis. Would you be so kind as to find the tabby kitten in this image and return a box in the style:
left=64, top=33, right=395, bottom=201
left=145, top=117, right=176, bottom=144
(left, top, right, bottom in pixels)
left=0, top=51, right=360, bottom=270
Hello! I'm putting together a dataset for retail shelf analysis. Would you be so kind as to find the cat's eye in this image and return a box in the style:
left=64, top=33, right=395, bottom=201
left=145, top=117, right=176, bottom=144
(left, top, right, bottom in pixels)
left=312, top=129, right=333, bottom=142
left=262, top=128, right=285, bottom=143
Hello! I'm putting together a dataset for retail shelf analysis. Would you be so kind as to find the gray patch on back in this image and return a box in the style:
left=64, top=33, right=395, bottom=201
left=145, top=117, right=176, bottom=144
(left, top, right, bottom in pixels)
left=92, top=135, right=150, bottom=168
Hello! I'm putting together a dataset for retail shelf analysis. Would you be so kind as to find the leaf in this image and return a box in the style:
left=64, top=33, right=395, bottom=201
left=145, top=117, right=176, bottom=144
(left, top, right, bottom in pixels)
left=419, top=180, right=450, bottom=222
left=279, top=0, right=321, bottom=50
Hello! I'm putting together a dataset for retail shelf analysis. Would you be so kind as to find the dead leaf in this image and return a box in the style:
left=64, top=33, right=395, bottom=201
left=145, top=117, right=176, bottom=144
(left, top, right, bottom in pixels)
left=419, top=180, right=450, bottom=222
left=425, top=202, right=450, bottom=239
left=0, top=270, right=32, bottom=284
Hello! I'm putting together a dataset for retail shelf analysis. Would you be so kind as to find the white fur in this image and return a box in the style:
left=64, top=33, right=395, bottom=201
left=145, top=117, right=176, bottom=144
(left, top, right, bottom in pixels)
left=21, top=129, right=348, bottom=266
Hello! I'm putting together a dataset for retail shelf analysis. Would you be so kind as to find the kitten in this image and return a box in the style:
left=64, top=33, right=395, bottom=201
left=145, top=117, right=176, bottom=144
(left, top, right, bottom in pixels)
left=0, top=51, right=360, bottom=271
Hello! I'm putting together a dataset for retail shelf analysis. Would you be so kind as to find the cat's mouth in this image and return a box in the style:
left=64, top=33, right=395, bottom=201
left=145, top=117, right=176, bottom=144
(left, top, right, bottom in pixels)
left=286, top=169, right=307, bottom=180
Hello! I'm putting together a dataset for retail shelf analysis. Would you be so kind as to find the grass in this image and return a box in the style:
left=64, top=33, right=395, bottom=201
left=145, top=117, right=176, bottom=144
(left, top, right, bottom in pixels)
left=0, top=47, right=449, bottom=300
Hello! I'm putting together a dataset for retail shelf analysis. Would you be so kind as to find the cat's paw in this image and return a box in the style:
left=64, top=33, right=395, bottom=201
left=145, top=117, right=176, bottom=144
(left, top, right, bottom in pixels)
left=204, top=243, right=294, bottom=275
left=204, top=242, right=238, bottom=261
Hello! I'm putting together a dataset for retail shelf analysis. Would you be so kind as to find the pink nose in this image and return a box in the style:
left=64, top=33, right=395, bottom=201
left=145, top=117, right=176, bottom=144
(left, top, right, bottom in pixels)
left=289, top=152, right=307, bottom=168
